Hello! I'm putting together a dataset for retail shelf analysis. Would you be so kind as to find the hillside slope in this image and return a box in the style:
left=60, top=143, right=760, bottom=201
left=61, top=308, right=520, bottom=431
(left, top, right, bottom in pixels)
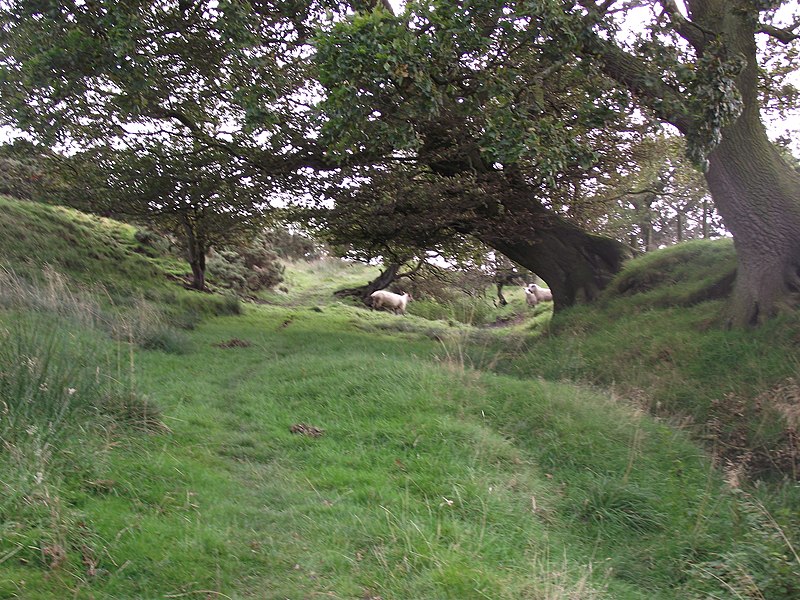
left=1, top=197, right=797, bottom=599
left=500, top=240, right=800, bottom=481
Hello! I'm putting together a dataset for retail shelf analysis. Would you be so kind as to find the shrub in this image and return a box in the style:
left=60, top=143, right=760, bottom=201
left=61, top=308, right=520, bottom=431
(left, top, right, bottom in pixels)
left=133, top=227, right=174, bottom=256
left=262, top=227, right=322, bottom=261
left=207, top=238, right=285, bottom=294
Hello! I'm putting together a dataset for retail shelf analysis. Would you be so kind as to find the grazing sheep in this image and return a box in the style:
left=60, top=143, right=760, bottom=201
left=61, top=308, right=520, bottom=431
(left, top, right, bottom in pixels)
left=524, top=283, right=553, bottom=306
left=369, top=290, right=413, bottom=315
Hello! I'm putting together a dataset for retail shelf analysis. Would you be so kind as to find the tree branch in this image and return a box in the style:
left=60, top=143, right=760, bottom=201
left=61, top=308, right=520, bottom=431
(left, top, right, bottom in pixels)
left=656, top=0, right=711, bottom=51
left=578, top=34, right=695, bottom=135
left=758, top=22, right=800, bottom=44
left=397, top=256, right=427, bottom=280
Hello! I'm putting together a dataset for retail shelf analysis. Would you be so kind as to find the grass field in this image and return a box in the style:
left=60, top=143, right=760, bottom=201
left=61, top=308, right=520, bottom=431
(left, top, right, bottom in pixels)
left=1, top=196, right=798, bottom=599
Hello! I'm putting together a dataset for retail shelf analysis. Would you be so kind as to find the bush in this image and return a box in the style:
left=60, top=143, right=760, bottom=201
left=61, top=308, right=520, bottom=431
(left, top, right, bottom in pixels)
left=262, top=227, right=322, bottom=261
left=133, top=227, right=174, bottom=256
left=207, top=238, right=285, bottom=294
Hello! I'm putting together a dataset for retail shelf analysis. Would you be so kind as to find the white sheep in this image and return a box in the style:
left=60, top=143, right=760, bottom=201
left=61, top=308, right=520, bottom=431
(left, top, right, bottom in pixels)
left=523, top=286, right=538, bottom=306
left=369, top=290, right=412, bottom=315
left=524, top=284, right=553, bottom=306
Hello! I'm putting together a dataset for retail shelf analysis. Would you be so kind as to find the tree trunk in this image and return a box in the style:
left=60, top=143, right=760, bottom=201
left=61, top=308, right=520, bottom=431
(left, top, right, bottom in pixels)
left=188, top=252, right=206, bottom=291
left=479, top=214, right=633, bottom=312
left=494, top=268, right=525, bottom=306
left=335, top=263, right=401, bottom=302
left=705, top=123, right=800, bottom=326
left=695, top=3, right=800, bottom=326
left=181, top=213, right=207, bottom=291
left=644, top=219, right=654, bottom=252
left=586, top=1, right=800, bottom=325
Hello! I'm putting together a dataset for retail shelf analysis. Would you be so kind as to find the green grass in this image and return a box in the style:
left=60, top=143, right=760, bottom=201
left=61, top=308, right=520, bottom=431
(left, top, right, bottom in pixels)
left=1, top=197, right=798, bottom=599
left=498, top=241, right=800, bottom=480
left=1, top=305, right=746, bottom=599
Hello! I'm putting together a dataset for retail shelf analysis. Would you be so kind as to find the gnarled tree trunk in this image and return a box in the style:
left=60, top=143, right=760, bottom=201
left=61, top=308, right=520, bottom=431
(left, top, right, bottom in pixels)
left=480, top=214, right=633, bottom=311
left=335, top=263, right=401, bottom=302
left=705, top=118, right=800, bottom=326
left=589, top=0, right=800, bottom=326
left=698, top=5, right=800, bottom=326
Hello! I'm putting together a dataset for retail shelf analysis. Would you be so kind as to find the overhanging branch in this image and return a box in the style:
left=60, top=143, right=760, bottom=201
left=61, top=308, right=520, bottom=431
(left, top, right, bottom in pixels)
left=758, top=22, right=800, bottom=44
left=579, top=34, right=695, bottom=135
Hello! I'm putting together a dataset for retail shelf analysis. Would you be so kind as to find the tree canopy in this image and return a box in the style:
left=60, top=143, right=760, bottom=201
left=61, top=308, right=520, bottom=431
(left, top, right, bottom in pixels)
left=313, top=0, right=800, bottom=323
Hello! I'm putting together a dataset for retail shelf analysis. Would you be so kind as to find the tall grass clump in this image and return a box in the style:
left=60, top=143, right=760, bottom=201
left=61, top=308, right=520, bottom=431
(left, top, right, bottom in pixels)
left=0, top=313, right=151, bottom=574
left=109, top=297, right=191, bottom=354
left=410, top=295, right=498, bottom=325
left=2, top=264, right=193, bottom=354
left=0, top=267, right=165, bottom=579
left=686, top=490, right=800, bottom=600
left=0, top=317, right=102, bottom=443
left=0, top=265, right=103, bottom=328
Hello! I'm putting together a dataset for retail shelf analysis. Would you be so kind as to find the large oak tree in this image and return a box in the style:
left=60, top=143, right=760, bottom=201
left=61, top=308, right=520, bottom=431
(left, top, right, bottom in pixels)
left=316, top=0, right=800, bottom=324
left=315, top=4, right=643, bottom=308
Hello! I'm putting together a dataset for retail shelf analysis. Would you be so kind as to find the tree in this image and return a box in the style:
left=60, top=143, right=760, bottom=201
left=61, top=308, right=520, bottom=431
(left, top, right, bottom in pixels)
left=3, top=1, right=798, bottom=323
left=62, top=143, right=271, bottom=290
left=565, top=0, right=800, bottom=325
left=315, top=0, right=800, bottom=324
left=315, top=5, right=641, bottom=309
left=0, top=0, right=349, bottom=288
left=0, top=0, right=356, bottom=211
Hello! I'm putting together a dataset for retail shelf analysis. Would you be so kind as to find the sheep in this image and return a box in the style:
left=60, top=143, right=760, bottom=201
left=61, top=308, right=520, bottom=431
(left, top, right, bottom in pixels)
left=524, top=283, right=553, bottom=306
left=523, top=286, right=538, bottom=306
left=369, top=290, right=413, bottom=315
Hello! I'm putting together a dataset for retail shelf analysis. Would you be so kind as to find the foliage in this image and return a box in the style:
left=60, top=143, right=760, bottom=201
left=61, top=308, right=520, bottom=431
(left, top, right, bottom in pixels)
left=593, top=136, right=725, bottom=250
left=262, top=226, right=323, bottom=261
left=0, top=0, right=345, bottom=148
left=206, top=242, right=285, bottom=295
left=311, top=3, right=643, bottom=283
left=0, top=0, right=347, bottom=289
left=1, top=0, right=799, bottom=323
left=315, top=3, right=633, bottom=174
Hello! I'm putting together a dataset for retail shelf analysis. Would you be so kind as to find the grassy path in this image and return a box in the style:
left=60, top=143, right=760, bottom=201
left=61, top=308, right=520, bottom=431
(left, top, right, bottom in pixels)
left=4, top=305, right=729, bottom=599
